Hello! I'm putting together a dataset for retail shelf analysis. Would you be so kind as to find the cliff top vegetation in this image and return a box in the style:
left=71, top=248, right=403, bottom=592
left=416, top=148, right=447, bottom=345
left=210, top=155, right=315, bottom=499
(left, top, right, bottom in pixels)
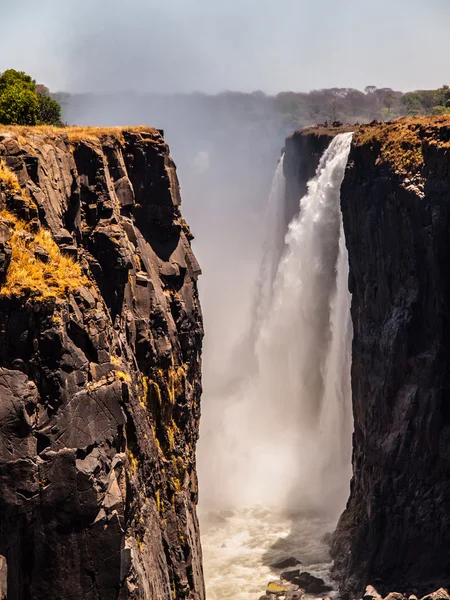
left=57, top=84, right=450, bottom=135
left=0, top=124, right=161, bottom=145
left=0, top=69, right=62, bottom=126
left=353, top=115, right=450, bottom=175
left=0, top=162, right=88, bottom=299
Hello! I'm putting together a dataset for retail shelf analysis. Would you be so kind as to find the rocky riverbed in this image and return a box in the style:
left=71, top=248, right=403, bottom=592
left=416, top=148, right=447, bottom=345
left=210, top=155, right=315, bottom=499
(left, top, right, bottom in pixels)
left=200, top=506, right=337, bottom=600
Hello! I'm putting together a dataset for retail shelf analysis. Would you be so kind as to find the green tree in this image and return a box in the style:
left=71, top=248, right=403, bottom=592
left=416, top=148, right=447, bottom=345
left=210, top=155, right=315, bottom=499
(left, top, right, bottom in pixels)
left=0, top=69, right=62, bottom=126
left=37, top=94, right=62, bottom=125
left=0, top=84, right=39, bottom=125
left=0, top=69, right=35, bottom=94
left=430, top=105, right=450, bottom=116
left=401, top=92, right=424, bottom=116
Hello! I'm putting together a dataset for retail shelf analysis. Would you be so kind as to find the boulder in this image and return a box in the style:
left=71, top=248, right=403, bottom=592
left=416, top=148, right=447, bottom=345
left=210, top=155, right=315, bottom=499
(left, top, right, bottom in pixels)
left=267, top=580, right=299, bottom=596
left=271, top=557, right=302, bottom=569
left=364, top=585, right=383, bottom=600
left=289, top=572, right=333, bottom=594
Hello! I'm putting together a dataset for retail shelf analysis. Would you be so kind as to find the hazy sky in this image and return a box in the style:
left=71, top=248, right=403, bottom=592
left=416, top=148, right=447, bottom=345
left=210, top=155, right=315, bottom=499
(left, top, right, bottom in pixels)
left=1, top=0, right=449, bottom=94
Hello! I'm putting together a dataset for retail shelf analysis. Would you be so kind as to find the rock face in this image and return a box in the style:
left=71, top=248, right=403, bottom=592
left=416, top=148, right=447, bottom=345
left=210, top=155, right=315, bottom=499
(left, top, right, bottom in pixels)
left=0, top=127, right=204, bottom=600
left=283, top=125, right=354, bottom=227
left=284, top=117, right=450, bottom=597
left=331, top=118, right=450, bottom=595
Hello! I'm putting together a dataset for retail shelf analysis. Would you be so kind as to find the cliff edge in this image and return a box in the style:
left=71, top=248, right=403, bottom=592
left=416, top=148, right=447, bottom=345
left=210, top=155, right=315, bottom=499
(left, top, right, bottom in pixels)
left=332, top=117, right=450, bottom=596
left=284, top=117, right=450, bottom=597
left=0, top=126, right=204, bottom=600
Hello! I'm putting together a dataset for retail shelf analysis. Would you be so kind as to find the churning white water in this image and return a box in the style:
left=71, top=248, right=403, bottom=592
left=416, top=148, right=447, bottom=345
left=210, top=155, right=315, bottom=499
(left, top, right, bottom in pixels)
left=199, top=133, right=354, bottom=600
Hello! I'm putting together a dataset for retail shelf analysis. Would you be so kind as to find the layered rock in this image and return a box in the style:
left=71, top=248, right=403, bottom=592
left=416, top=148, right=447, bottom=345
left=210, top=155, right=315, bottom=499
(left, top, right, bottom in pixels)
left=331, top=117, right=450, bottom=595
left=284, top=117, right=450, bottom=597
left=0, top=126, right=204, bottom=600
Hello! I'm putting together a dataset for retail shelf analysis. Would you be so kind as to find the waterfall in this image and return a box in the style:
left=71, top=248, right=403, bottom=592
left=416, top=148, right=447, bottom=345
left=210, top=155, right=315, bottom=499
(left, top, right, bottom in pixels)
left=253, top=154, right=286, bottom=331
left=253, top=132, right=353, bottom=509
left=199, top=132, right=354, bottom=600
left=199, top=132, right=353, bottom=510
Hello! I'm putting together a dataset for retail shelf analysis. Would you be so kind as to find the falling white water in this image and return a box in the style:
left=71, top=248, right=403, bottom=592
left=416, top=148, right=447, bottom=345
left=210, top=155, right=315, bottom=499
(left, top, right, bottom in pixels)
left=199, top=133, right=354, bottom=600
left=253, top=154, right=286, bottom=330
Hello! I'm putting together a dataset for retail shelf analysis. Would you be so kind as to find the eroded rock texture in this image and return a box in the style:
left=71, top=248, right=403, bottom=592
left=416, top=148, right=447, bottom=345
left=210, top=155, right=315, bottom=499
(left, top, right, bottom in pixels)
left=331, top=119, right=450, bottom=596
left=284, top=118, right=450, bottom=597
left=0, top=127, right=204, bottom=600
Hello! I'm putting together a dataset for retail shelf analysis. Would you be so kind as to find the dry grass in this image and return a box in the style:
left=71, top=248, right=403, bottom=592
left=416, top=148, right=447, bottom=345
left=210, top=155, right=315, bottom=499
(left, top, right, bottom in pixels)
left=0, top=210, right=88, bottom=299
left=354, top=115, right=450, bottom=175
left=0, top=125, right=161, bottom=146
left=0, top=161, right=22, bottom=194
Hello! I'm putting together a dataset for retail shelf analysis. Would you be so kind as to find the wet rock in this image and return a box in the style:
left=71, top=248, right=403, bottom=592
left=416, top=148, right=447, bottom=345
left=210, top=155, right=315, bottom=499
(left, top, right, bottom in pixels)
left=267, top=580, right=299, bottom=596
left=271, top=557, right=302, bottom=569
left=285, top=592, right=304, bottom=600
left=306, top=580, right=333, bottom=594
left=290, top=573, right=333, bottom=595
left=281, top=570, right=300, bottom=582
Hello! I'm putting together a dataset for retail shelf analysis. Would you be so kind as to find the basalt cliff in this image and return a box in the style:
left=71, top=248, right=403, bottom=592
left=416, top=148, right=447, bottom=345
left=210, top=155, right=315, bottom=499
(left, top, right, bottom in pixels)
left=285, top=117, right=450, bottom=598
left=0, top=126, right=204, bottom=600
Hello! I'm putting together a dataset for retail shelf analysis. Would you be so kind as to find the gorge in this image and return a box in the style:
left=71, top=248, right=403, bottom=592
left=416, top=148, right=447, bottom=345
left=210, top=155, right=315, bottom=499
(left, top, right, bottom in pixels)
left=1, top=115, right=450, bottom=600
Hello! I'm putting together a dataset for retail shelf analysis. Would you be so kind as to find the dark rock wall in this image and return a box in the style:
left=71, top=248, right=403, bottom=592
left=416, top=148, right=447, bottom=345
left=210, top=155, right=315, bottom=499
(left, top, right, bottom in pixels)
left=283, top=126, right=354, bottom=227
left=332, top=121, right=450, bottom=596
left=0, top=128, right=204, bottom=600
left=285, top=119, right=450, bottom=597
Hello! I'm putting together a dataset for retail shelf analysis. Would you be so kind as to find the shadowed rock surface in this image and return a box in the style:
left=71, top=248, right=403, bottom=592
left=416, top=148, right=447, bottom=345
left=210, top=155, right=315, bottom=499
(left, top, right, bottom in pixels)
left=284, top=117, right=450, bottom=597
left=283, top=124, right=354, bottom=227
left=0, top=126, right=204, bottom=600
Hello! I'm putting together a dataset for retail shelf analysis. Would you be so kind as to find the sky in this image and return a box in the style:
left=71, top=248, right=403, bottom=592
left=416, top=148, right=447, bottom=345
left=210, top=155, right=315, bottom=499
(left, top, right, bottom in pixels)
left=1, top=0, right=450, bottom=94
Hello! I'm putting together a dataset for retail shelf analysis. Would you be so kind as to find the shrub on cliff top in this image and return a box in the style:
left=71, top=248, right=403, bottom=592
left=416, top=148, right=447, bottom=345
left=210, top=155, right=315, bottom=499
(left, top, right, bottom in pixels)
left=0, top=69, right=62, bottom=126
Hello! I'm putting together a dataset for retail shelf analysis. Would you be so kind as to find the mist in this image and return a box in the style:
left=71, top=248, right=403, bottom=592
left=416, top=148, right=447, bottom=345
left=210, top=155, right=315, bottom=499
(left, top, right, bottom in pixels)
left=2, top=2, right=449, bottom=597
left=3, top=0, right=450, bottom=94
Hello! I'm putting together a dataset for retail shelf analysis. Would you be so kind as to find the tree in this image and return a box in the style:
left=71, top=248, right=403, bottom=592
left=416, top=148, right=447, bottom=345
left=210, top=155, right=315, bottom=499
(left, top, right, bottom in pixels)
left=0, top=84, right=39, bottom=125
left=0, top=69, right=62, bottom=126
left=401, top=92, right=423, bottom=116
left=0, top=69, right=35, bottom=94
left=37, top=94, right=62, bottom=125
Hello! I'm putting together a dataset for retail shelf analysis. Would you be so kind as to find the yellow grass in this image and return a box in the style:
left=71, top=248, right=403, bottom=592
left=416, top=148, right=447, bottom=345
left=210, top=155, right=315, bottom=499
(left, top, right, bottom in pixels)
left=0, top=125, right=161, bottom=146
left=0, top=210, right=88, bottom=299
left=354, top=115, right=450, bottom=175
left=0, top=161, right=22, bottom=194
